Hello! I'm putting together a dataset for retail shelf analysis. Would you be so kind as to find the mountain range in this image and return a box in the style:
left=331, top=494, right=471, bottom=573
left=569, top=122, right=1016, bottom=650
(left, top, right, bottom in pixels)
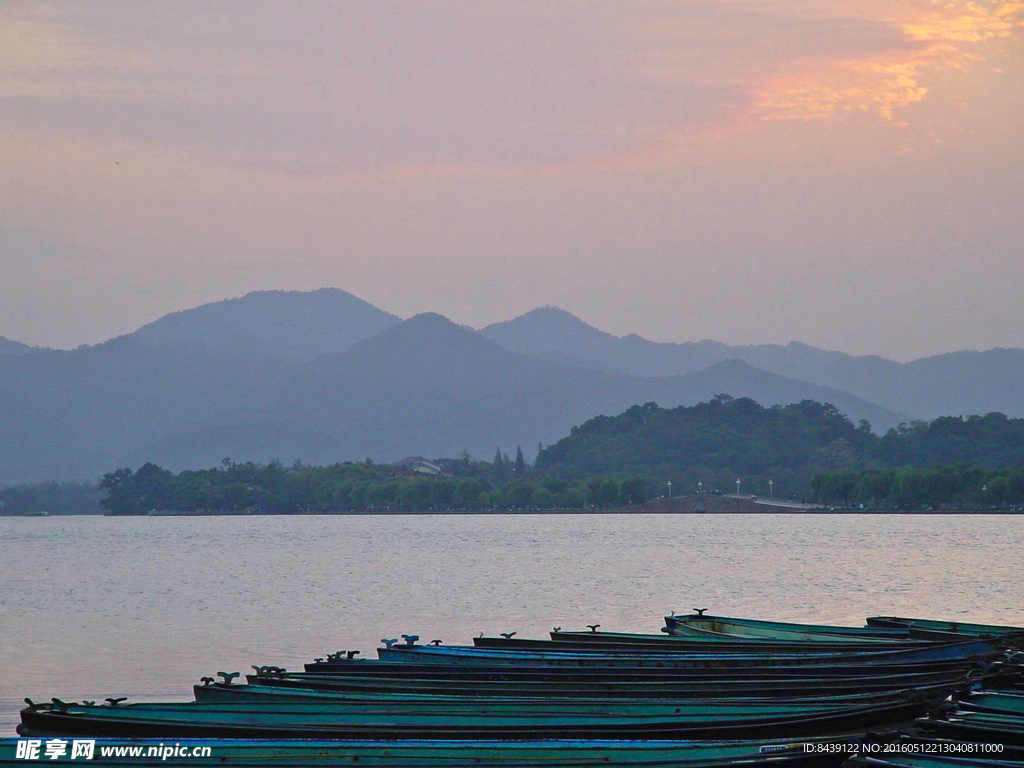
left=1, top=288, right=1020, bottom=485
left=480, top=307, right=1024, bottom=418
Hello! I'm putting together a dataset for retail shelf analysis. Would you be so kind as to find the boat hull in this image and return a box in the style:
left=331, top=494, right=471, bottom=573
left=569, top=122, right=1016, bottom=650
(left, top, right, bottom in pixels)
left=18, top=699, right=927, bottom=740
left=865, top=617, right=1024, bottom=638
left=374, top=639, right=1002, bottom=668
left=0, top=736, right=858, bottom=768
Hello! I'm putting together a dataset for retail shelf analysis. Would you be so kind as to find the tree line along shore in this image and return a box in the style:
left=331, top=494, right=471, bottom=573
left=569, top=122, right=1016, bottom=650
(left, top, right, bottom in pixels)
left=2, top=397, right=1023, bottom=515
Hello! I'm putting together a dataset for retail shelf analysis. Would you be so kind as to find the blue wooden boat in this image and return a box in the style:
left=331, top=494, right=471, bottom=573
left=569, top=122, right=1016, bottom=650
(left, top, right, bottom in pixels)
left=18, top=697, right=929, bottom=740
left=193, top=681, right=953, bottom=710
left=374, top=638, right=1002, bottom=667
left=246, top=669, right=974, bottom=698
left=538, top=630, right=931, bottom=651
left=299, top=655, right=978, bottom=679
left=303, top=657, right=980, bottom=679
left=23, top=696, right=919, bottom=719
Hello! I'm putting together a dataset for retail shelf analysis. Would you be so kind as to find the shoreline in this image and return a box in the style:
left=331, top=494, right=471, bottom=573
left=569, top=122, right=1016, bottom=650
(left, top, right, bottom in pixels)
left=3, top=508, right=1020, bottom=517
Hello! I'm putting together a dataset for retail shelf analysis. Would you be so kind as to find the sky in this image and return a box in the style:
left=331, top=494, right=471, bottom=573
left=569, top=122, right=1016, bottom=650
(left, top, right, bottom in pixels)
left=1, top=0, right=1022, bottom=361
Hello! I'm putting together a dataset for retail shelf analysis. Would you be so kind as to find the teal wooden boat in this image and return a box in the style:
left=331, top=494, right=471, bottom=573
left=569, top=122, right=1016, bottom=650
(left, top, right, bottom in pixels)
left=666, top=623, right=1000, bottom=645
left=23, top=697, right=918, bottom=719
left=19, top=695, right=927, bottom=739
left=375, top=638, right=1001, bottom=667
left=663, top=615, right=912, bottom=641
left=288, top=655, right=983, bottom=679
left=479, top=637, right=932, bottom=653
left=956, top=691, right=1024, bottom=717
left=304, top=657, right=979, bottom=679
left=193, top=681, right=953, bottom=710
left=0, top=736, right=860, bottom=767
left=540, top=630, right=930, bottom=651
left=866, top=616, right=1024, bottom=637
left=245, top=668, right=972, bottom=698
left=917, top=709, right=1024, bottom=746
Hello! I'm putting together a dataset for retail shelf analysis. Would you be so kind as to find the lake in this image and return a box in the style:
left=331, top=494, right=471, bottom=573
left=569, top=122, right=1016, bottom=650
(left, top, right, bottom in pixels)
left=1, top=513, right=1021, bottom=732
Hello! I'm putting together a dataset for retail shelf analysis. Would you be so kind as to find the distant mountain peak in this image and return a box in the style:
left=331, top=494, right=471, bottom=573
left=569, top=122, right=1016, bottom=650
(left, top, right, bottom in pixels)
left=124, top=287, right=400, bottom=362
left=490, top=305, right=601, bottom=327
left=481, top=307, right=617, bottom=350
left=520, top=305, right=579, bottom=319
left=239, top=286, right=373, bottom=303
left=349, top=311, right=500, bottom=357
left=405, top=311, right=460, bottom=328
left=380, top=312, right=476, bottom=340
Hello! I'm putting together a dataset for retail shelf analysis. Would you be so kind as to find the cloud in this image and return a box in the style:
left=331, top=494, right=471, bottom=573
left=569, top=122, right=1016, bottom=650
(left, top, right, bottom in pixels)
left=753, top=0, right=1024, bottom=122
left=902, top=0, right=1024, bottom=42
left=7, top=0, right=1005, bottom=174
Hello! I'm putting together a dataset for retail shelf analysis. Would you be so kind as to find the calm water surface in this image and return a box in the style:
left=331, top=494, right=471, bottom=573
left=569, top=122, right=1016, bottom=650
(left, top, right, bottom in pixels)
left=1, top=513, right=1022, bottom=732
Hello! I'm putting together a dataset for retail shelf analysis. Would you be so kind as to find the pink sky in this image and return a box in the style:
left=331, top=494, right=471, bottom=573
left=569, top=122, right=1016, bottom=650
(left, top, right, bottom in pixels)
left=2, top=0, right=1022, bottom=359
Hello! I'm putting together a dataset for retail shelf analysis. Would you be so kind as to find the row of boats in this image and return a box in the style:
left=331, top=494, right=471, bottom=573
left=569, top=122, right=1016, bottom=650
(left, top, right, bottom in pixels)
left=5, top=612, right=1024, bottom=766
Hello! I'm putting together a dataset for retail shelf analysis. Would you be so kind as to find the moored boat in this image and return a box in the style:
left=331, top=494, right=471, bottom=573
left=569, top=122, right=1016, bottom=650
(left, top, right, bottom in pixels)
left=303, top=657, right=982, bottom=679
left=0, top=736, right=863, bottom=768
left=865, top=617, right=1024, bottom=638
left=374, top=638, right=1003, bottom=668
left=541, top=629, right=932, bottom=651
left=664, top=615, right=926, bottom=642
left=14, top=610, right=1022, bottom=765
left=243, top=670, right=974, bottom=698
left=193, top=681, right=953, bottom=710
left=18, top=697, right=929, bottom=740
left=916, top=710, right=1024, bottom=747
left=955, top=691, right=1024, bottom=717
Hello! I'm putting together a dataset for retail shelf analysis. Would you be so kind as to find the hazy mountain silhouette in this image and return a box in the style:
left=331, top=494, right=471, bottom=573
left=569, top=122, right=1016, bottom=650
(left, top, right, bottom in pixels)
left=481, top=307, right=898, bottom=377
left=138, top=314, right=902, bottom=472
left=875, top=349, right=1024, bottom=418
left=672, top=359, right=902, bottom=430
left=1, top=289, right=1017, bottom=485
left=0, top=335, right=37, bottom=356
left=481, top=307, right=1024, bottom=419
left=125, top=288, right=401, bottom=361
left=0, top=339, right=281, bottom=484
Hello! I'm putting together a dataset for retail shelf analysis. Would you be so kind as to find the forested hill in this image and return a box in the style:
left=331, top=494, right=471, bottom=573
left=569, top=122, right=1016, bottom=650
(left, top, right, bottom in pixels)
left=8, top=398, right=1024, bottom=514
left=535, top=397, right=1024, bottom=498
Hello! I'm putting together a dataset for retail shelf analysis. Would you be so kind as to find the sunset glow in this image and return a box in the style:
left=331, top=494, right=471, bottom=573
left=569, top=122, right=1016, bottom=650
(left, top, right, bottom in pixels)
left=1, top=1, right=1022, bottom=359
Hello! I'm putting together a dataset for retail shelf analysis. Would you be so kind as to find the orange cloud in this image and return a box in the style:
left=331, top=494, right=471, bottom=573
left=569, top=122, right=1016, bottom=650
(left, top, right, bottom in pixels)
left=903, top=0, right=1024, bottom=42
left=755, top=0, right=1024, bottom=122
